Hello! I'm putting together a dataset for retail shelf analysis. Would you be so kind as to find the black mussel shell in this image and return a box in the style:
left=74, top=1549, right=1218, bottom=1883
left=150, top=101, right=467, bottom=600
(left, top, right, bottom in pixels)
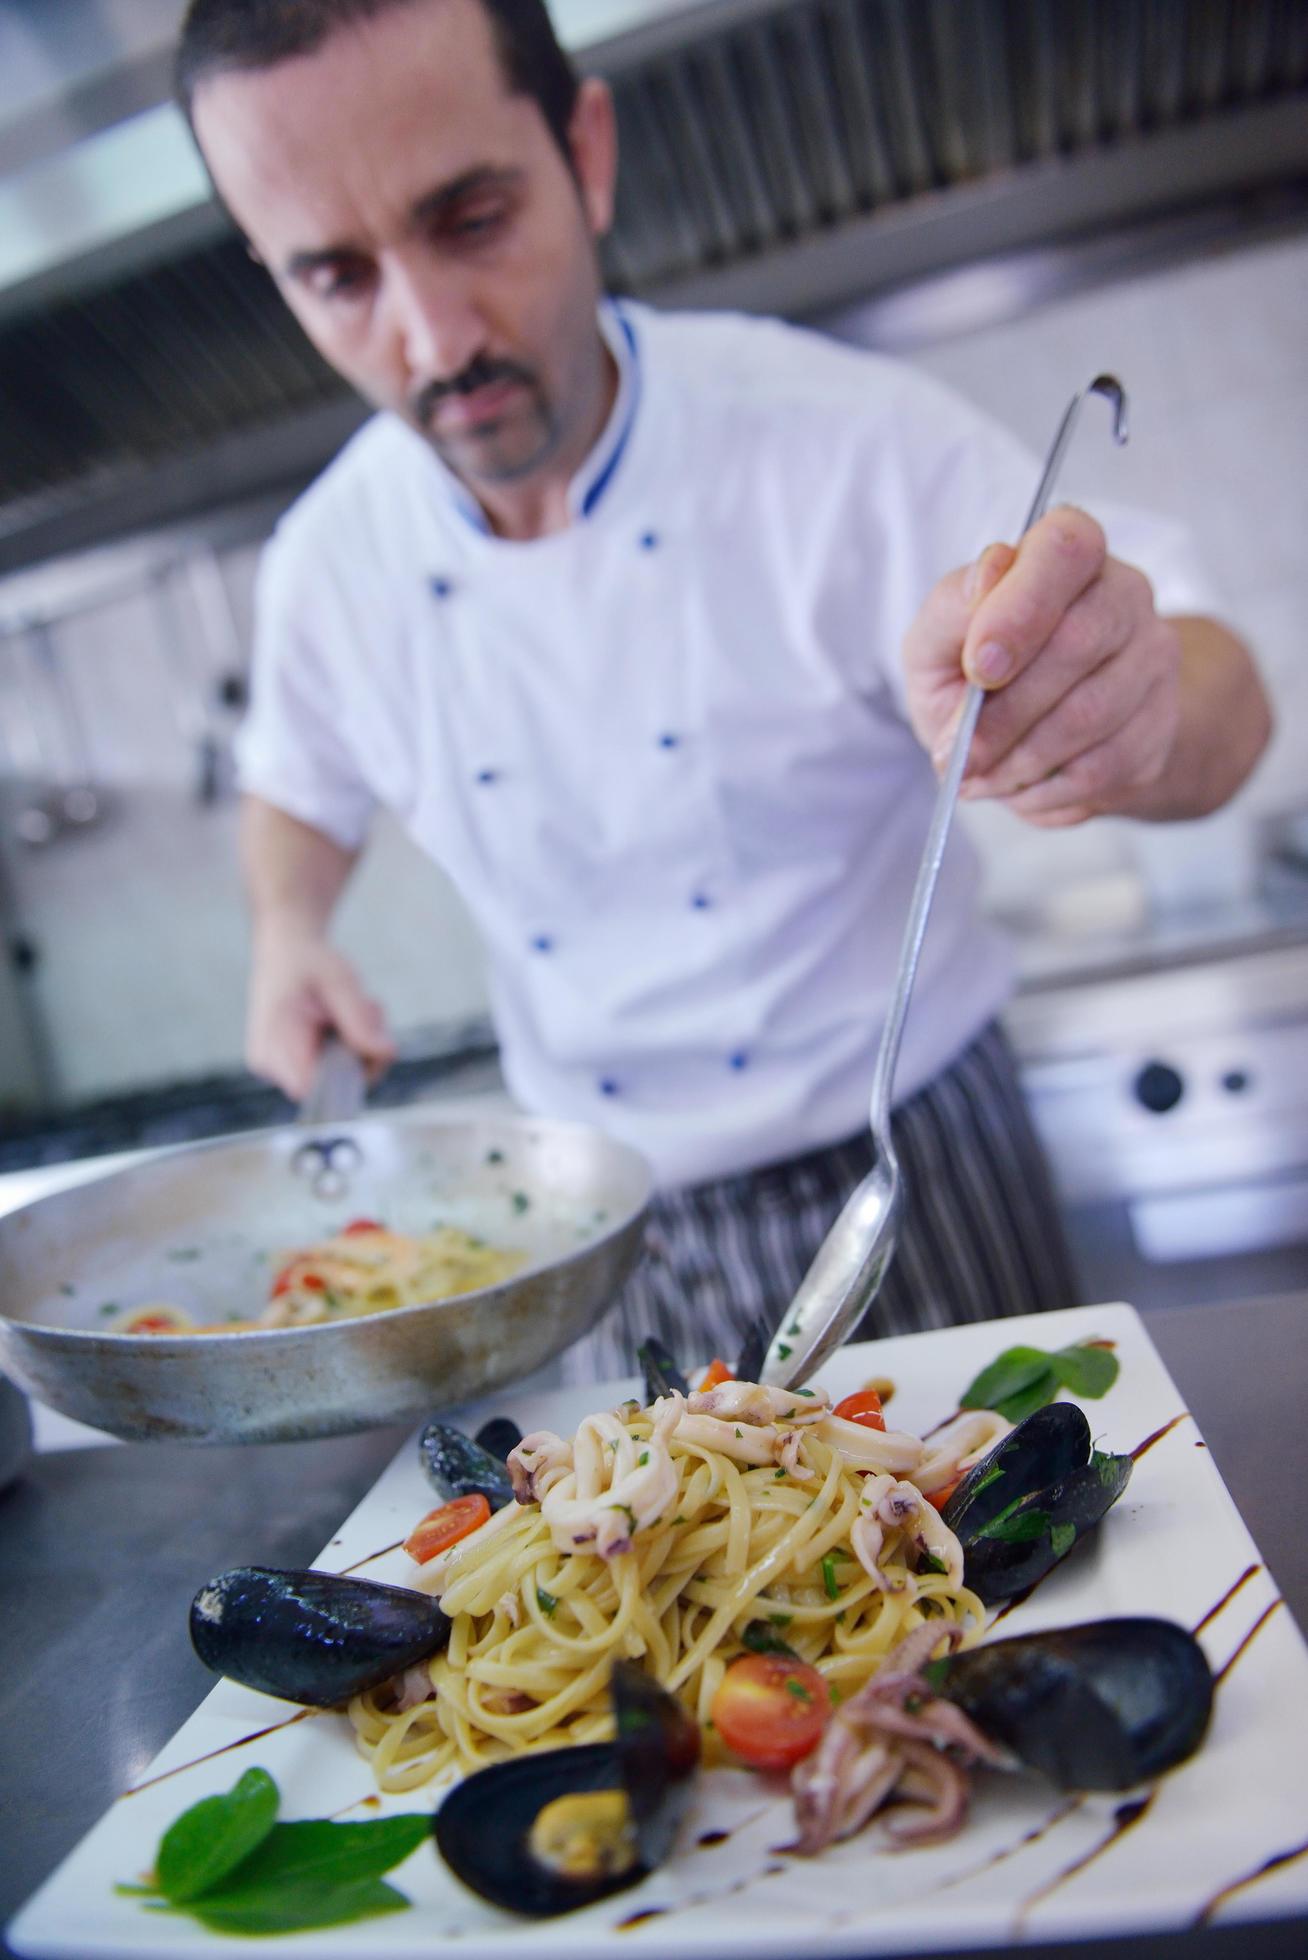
left=434, top=1662, right=701, bottom=1917
left=959, top=1451, right=1133, bottom=1607
left=942, top=1404, right=1132, bottom=1607
left=638, top=1336, right=689, bottom=1404
left=732, top=1313, right=770, bottom=1387
left=419, top=1421, right=515, bottom=1510
left=190, top=1566, right=451, bottom=1707
left=935, top=1617, right=1214, bottom=1791
left=475, top=1416, right=523, bottom=1461
left=942, top=1403, right=1092, bottom=1541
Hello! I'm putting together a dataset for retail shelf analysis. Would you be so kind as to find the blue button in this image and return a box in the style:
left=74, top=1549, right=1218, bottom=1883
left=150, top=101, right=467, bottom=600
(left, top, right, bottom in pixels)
left=640, top=532, right=660, bottom=552
left=598, top=1076, right=620, bottom=1097
left=690, top=892, right=712, bottom=910
left=429, top=576, right=454, bottom=599
left=657, top=732, right=680, bottom=750
left=729, top=1050, right=750, bottom=1070
left=475, top=768, right=499, bottom=786
left=531, top=934, right=554, bottom=953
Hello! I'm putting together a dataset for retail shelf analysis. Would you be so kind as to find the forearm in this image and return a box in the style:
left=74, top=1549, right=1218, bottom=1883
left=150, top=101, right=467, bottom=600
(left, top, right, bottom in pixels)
left=1115, top=616, right=1272, bottom=822
left=239, top=795, right=358, bottom=945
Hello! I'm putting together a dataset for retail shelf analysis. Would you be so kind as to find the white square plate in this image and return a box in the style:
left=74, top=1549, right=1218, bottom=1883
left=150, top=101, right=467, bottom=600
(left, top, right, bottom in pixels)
left=9, top=1303, right=1308, bottom=1957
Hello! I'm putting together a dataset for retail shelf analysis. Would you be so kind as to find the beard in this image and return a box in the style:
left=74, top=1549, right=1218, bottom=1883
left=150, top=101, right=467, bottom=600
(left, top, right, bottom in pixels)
left=409, top=355, right=560, bottom=484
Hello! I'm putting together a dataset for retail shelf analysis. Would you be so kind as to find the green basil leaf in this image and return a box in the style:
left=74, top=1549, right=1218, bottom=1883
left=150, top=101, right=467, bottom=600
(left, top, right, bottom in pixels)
left=216, top=1817, right=430, bottom=1897
left=1050, top=1344, right=1120, bottom=1399
left=741, top=1620, right=799, bottom=1659
left=192, top=1877, right=411, bottom=1936
left=154, top=1766, right=279, bottom=1904
left=959, top=1346, right=1055, bottom=1413
left=992, top=1369, right=1061, bottom=1425
left=1049, top=1520, right=1077, bottom=1558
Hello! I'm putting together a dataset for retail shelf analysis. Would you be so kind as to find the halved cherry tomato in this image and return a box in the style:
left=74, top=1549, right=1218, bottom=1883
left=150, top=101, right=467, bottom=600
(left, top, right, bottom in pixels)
left=926, top=1475, right=962, bottom=1511
left=271, top=1266, right=326, bottom=1298
left=710, top=1654, right=830, bottom=1770
left=125, top=1312, right=182, bottom=1334
left=342, top=1218, right=385, bottom=1236
left=699, top=1357, right=733, bottom=1391
left=403, top=1493, right=491, bottom=1564
left=832, top=1388, right=886, bottom=1431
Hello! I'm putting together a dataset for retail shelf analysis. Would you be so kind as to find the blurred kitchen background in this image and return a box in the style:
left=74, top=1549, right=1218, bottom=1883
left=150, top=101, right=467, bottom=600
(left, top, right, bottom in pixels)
left=1, top=0, right=1306, bottom=1311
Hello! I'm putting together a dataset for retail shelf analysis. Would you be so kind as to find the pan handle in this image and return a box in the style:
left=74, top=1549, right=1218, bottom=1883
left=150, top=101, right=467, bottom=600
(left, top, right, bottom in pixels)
left=298, top=1036, right=368, bottom=1127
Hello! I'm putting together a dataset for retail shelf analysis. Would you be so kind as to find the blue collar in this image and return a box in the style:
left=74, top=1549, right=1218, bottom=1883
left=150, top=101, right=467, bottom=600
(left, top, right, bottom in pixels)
left=438, top=298, right=641, bottom=535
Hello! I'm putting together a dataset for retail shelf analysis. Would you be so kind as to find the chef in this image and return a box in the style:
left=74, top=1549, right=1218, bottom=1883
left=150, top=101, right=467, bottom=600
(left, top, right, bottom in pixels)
left=176, top=0, right=1270, bottom=1378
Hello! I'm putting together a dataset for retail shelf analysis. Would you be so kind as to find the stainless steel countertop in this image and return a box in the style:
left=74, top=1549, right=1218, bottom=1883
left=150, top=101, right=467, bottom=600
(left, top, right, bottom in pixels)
left=3, top=1295, right=1306, bottom=1960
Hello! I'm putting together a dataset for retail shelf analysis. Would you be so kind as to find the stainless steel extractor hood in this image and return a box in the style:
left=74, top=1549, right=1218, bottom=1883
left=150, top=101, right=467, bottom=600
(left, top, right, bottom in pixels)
left=2, top=0, right=1306, bottom=571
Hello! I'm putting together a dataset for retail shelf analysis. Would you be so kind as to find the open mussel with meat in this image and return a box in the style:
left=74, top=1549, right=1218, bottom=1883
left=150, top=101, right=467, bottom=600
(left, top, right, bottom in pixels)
left=940, top=1401, right=1133, bottom=1606
left=434, top=1661, right=701, bottom=1916
left=419, top=1419, right=517, bottom=1510
left=189, top=1566, right=451, bottom=1707
left=933, top=1616, right=1214, bottom=1791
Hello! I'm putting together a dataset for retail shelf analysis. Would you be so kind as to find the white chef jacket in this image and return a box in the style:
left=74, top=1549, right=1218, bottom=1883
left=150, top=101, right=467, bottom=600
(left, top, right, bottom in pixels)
left=237, top=301, right=1213, bottom=1188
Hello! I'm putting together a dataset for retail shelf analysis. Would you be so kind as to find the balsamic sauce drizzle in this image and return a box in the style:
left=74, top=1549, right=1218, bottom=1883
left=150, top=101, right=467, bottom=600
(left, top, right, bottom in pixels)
left=1195, top=1837, right=1308, bottom=1924
left=1017, top=1792, right=1156, bottom=1919
left=1192, top=1563, right=1260, bottom=1636
left=1214, top=1598, right=1283, bottom=1687
left=936, top=1797, right=1084, bottom=1891
left=1130, top=1411, right=1189, bottom=1461
left=340, top=1538, right=404, bottom=1574
left=123, top=1707, right=319, bottom=1796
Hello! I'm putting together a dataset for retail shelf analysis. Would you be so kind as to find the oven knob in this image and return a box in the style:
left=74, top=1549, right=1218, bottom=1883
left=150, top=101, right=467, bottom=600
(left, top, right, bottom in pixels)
left=1133, top=1060, right=1184, bottom=1114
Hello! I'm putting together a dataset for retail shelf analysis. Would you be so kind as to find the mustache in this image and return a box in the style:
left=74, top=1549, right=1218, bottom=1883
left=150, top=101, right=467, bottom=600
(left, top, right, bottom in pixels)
left=411, top=356, right=537, bottom=426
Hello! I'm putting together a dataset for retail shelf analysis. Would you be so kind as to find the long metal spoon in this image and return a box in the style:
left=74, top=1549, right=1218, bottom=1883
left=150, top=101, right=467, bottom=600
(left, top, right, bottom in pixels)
left=761, top=374, right=1129, bottom=1389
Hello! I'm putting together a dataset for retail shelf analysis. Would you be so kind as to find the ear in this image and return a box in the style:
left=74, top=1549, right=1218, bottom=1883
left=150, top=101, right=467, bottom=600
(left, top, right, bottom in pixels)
left=567, top=77, right=618, bottom=238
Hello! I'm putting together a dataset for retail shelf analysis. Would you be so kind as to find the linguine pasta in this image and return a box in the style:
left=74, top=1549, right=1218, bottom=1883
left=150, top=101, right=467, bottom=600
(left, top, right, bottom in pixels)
left=349, top=1386, right=991, bottom=1792
left=113, top=1222, right=525, bottom=1335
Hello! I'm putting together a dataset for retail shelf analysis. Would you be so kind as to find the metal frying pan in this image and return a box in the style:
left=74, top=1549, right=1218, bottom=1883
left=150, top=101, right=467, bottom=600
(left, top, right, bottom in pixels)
left=0, top=1108, right=652, bottom=1444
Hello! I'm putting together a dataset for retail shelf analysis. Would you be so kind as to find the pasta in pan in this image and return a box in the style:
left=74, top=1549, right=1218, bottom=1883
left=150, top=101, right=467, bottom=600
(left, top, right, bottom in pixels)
left=114, top=1220, right=525, bottom=1336
left=349, top=1382, right=993, bottom=1792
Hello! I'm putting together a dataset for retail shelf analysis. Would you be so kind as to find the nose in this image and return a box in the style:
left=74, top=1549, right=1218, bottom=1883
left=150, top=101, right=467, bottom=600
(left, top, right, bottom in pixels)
left=384, top=252, right=484, bottom=384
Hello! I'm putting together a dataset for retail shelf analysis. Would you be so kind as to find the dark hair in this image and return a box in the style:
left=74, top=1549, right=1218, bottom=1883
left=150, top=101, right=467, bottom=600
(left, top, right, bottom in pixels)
left=176, top=0, right=580, bottom=157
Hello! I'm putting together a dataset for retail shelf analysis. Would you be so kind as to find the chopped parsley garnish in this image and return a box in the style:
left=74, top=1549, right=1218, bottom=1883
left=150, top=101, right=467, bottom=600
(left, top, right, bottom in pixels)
left=785, top=1677, right=813, bottom=1703
left=821, top=1554, right=840, bottom=1601
left=776, top=1342, right=792, bottom=1360
left=510, top=1191, right=530, bottom=1214
left=638, top=1451, right=649, bottom=1466
left=741, top=1621, right=799, bottom=1659
left=536, top=1587, right=559, bottom=1617
left=918, top=1552, right=948, bottom=1575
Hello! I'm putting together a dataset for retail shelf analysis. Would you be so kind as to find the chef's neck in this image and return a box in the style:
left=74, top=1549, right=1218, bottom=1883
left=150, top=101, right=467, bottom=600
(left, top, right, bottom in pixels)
left=462, top=336, right=619, bottom=543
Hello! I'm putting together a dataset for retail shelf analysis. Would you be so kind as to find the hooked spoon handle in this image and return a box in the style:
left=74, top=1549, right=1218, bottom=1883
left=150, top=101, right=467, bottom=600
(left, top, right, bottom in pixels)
left=867, top=375, right=1129, bottom=1140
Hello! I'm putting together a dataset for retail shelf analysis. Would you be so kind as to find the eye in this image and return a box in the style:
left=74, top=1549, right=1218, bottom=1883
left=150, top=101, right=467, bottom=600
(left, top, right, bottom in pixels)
left=446, top=198, right=510, bottom=243
left=307, top=260, right=375, bottom=302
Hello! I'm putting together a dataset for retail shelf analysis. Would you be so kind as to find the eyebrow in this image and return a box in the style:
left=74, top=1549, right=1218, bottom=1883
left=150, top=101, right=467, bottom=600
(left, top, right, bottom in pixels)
left=283, top=167, right=526, bottom=280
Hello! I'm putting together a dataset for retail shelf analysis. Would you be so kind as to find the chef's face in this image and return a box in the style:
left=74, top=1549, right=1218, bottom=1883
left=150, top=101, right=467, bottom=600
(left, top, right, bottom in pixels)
left=191, top=0, right=616, bottom=490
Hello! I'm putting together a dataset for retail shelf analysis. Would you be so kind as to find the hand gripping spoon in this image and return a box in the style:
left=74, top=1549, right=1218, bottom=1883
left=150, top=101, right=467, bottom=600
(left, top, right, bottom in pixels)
left=761, top=375, right=1129, bottom=1389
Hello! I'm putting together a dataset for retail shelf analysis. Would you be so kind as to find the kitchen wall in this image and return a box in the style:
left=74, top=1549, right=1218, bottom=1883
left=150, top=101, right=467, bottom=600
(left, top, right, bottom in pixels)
left=1, top=225, right=1304, bottom=1109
